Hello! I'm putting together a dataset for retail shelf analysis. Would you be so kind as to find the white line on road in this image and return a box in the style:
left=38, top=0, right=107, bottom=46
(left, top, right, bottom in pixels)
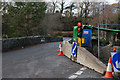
left=74, top=71, right=83, bottom=75
left=80, top=67, right=87, bottom=71
left=68, top=75, right=78, bottom=79
left=68, top=67, right=87, bottom=79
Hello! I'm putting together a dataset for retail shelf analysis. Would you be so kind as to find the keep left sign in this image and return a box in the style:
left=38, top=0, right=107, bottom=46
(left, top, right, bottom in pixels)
left=111, top=52, right=120, bottom=72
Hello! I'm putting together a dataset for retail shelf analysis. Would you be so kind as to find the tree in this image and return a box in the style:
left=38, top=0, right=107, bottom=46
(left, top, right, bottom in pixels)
left=2, top=2, right=47, bottom=38
left=79, top=2, right=84, bottom=17
left=46, top=1, right=58, bottom=14
left=84, top=1, right=90, bottom=24
left=52, top=1, right=58, bottom=13
left=65, top=2, right=76, bottom=16
left=40, top=13, right=63, bottom=36
left=59, top=0, right=65, bottom=14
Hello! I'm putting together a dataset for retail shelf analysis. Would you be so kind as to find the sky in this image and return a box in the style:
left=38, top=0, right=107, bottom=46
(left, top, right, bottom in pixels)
left=45, top=0, right=118, bottom=3
left=108, top=0, right=119, bottom=4
left=2, top=0, right=119, bottom=4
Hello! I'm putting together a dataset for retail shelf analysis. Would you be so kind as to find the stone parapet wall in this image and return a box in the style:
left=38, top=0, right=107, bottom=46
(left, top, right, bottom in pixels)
left=2, top=36, right=63, bottom=51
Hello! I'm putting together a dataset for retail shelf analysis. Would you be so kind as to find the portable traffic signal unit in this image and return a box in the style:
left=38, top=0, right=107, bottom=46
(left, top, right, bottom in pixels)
left=73, top=22, right=91, bottom=47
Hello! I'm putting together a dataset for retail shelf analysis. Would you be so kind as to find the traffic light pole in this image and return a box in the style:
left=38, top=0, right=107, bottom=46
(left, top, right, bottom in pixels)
left=98, top=24, right=100, bottom=59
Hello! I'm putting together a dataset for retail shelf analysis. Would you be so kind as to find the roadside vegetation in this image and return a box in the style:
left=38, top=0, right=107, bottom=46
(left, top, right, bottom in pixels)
left=1, top=1, right=120, bottom=44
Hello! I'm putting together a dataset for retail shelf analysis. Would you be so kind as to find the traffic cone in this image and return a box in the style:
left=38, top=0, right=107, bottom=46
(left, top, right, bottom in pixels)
left=112, top=47, right=116, bottom=52
left=112, top=64, right=114, bottom=72
left=57, top=42, right=61, bottom=52
left=104, top=57, right=113, bottom=78
left=58, top=43, right=64, bottom=56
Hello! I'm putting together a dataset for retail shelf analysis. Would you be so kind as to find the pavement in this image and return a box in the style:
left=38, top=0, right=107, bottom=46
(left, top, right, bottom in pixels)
left=2, top=41, right=104, bottom=78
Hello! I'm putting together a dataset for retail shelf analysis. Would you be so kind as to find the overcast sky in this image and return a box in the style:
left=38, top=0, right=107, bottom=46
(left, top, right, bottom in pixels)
left=45, top=0, right=119, bottom=4
left=2, top=0, right=119, bottom=4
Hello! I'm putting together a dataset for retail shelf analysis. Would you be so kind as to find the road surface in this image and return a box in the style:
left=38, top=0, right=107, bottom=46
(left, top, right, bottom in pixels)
left=3, top=41, right=103, bottom=78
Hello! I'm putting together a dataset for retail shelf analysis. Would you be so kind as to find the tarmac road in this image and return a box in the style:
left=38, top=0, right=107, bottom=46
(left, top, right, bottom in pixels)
left=2, top=41, right=103, bottom=78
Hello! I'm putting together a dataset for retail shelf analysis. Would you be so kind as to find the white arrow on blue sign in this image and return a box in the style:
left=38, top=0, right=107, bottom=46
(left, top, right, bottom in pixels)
left=72, top=42, right=77, bottom=56
left=111, top=52, right=120, bottom=72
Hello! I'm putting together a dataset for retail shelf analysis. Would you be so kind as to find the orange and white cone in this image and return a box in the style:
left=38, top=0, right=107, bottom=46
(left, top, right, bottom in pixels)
left=104, top=57, right=113, bottom=78
left=58, top=43, right=64, bottom=56
left=112, top=64, right=114, bottom=72
left=57, top=42, right=61, bottom=52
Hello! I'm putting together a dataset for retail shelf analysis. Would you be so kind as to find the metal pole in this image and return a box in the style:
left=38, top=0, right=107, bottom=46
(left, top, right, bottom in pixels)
left=98, top=24, right=100, bottom=59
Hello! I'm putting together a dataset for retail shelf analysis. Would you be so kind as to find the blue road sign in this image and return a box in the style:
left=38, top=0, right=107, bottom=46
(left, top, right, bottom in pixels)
left=111, top=52, right=120, bottom=72
left=72, top=42, right=77, bottom=56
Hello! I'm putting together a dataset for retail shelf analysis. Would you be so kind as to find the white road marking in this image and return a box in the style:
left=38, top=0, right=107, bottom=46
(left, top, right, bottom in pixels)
left=74, top=71, right=83, bottom=75
left=68, top=67, right=87, bottom=79
left=68, top=75, right=78, bottom=79
left=80, top=67, right=87, bottom=71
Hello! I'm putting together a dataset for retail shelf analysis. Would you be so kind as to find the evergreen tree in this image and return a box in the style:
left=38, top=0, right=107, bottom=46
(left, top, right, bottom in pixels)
left=2, top=2, right=47, bottom=38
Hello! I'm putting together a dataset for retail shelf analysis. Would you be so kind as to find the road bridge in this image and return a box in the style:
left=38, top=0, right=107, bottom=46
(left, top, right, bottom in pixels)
left=3, top=39, right=103, bottom=78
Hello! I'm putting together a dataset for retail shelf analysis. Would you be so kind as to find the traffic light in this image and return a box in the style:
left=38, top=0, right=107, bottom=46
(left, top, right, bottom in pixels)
left=77, top=22, right=83, bottom=38
left=77, top=22, right=81, bottom=27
